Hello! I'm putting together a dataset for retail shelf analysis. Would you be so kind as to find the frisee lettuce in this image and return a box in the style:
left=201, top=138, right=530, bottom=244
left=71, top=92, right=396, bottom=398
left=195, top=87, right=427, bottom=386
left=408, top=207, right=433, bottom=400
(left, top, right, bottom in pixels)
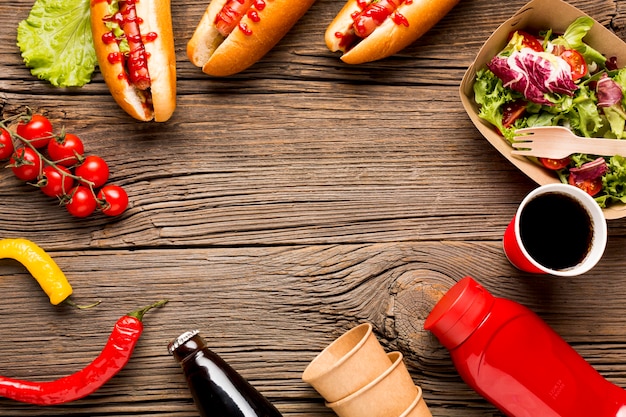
left=474, top=68, right=519, bottom=140
left=598, top=155, right=626, bottom=207
left=17, top=0, right=97, bottom=87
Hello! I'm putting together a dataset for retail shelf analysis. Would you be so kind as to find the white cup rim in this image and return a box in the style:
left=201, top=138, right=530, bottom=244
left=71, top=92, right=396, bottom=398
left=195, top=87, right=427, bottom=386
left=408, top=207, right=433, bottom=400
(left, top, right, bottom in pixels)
left=514, top=184, right=607, bottom=276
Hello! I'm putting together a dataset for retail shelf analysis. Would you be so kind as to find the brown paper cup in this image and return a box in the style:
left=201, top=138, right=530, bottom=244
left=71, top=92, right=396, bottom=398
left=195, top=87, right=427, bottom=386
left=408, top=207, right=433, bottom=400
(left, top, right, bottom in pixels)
left=326, top=351, right=417, bottom=417
left=399, top=386, right=432, bottom=417
left=302, top=323, right=391, bottom=403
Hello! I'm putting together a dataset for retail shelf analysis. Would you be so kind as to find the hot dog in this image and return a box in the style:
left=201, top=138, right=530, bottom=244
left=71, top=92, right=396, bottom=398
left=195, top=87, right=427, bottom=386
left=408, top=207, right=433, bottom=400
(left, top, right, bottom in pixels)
left=326, top=0, right=460, bottom=64
left=187, top=0, right=316, bottom=77
left=90, top=0, right=176, bottom=122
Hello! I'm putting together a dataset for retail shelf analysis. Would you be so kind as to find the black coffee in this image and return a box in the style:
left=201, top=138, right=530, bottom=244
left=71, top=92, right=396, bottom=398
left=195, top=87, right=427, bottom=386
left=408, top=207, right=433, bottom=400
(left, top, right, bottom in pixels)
left=519, top=192, right=593, bottom=270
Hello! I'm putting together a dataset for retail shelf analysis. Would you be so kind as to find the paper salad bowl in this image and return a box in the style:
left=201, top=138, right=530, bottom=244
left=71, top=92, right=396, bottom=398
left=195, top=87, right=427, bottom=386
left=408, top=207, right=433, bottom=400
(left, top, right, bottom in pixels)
left=459, top=0, right=626, bottom=220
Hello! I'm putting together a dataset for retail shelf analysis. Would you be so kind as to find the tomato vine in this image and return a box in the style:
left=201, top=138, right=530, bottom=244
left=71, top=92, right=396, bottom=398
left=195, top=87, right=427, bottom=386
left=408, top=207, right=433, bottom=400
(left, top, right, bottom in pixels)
left=1, top=109, right=128, bottom=218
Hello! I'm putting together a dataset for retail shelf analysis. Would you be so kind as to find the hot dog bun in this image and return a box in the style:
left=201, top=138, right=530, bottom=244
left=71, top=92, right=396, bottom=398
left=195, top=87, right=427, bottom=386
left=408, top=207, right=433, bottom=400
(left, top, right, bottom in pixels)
left=325, top=0, right=460, bottom=64
left=90, top=0, right=176, bottom=122
left=187, top=0, right=316, bottom=77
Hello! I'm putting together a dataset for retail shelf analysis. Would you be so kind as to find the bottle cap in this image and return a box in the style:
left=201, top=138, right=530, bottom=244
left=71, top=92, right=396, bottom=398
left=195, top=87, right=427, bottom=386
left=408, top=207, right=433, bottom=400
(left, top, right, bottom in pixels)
left=168, top=329, right=203, bottom=361
left=424, top=277, right=494, bottom=350
left=168, top=330, right=200, bottom=355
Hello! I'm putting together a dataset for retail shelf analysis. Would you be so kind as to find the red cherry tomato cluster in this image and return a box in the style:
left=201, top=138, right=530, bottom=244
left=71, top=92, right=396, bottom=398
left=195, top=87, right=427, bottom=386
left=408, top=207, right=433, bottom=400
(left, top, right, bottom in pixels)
left=1, top=112, right=129, bottom=218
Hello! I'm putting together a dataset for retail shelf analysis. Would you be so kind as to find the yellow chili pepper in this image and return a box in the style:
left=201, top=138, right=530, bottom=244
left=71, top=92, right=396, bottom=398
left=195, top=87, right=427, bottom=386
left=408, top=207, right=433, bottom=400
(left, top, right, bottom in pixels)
left=0, top=238, right=73, bottom=305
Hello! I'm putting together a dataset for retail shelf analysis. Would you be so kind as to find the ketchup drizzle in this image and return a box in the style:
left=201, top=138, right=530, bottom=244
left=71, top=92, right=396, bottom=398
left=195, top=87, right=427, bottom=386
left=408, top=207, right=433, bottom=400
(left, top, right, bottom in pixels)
left=247, top=10, right=261, bottom=23
left=215, top=0, right=268, bottom=37
left=101, top=0, right=158, bottom=90
left=143, top=32, right=158, bottom=42
left=238, top=22, right=253, bottom=36
left=335, top=0, right=409, bottom=49
left=391, top=12, right=409, bottom=27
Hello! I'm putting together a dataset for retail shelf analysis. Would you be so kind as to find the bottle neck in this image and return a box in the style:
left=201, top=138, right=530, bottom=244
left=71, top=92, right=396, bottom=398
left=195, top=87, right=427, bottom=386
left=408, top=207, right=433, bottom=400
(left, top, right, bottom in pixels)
left=424, top=277, right=495, bottom=350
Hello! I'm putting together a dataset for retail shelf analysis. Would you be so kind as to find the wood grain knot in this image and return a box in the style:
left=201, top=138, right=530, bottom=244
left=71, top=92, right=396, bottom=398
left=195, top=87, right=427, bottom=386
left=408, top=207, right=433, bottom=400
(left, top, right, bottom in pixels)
left=383, top=269, right=456, bottom=363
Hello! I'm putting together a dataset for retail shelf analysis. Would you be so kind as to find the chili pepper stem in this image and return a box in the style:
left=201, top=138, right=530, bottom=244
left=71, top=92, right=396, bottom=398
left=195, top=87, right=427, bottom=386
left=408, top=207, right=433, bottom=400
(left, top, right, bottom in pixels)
left=64, top=298, right=102, bottom=310
left=128, top=299, right=168, bottom=321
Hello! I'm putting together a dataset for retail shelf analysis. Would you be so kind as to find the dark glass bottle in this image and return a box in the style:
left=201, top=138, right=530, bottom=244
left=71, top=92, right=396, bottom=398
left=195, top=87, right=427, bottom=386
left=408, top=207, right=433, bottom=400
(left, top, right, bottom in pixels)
left=168, top=330, right=283, bottom=417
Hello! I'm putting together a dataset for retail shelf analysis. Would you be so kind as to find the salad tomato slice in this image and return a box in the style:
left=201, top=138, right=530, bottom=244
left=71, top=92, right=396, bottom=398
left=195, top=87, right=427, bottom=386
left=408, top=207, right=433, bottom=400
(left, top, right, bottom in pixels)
left=508, top=30, right=543, bottom=52
left=569, top=174, right=602, bottom=196
left=502, top=100, right=527, bottom=128
left=560, top=49, right=587, bottom=80
left=539, top=157, right=571, bottom=170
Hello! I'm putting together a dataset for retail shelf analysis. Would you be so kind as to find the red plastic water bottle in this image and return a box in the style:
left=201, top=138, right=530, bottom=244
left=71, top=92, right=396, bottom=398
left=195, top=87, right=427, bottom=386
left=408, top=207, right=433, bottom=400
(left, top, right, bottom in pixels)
left=424, top=276, right=626, bottom=417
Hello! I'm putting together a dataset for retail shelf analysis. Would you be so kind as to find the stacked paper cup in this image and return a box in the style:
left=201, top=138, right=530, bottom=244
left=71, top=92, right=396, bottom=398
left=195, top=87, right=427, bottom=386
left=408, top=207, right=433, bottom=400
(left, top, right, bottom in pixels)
left=302, top=323, right=431, bottom=417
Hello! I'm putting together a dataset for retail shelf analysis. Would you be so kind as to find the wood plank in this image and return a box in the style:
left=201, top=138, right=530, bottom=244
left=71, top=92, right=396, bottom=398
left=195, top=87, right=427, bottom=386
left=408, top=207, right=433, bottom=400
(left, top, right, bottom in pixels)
left=1, top=242, right=626, bottom=415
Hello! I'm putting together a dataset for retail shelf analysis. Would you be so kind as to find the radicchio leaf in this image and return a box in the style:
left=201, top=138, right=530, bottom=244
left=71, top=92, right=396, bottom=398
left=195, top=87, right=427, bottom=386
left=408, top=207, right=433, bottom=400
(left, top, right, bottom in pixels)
left=569, top=157, right=608, bottom=183
left=487, top=49, right=578, bottom=105
left=596, top=73, right=623, bottom=107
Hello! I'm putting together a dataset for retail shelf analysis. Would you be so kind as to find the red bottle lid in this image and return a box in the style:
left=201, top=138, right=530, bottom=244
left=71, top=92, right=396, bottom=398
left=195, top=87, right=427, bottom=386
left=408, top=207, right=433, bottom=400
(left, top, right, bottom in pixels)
left=424, top=276, right=494, bottom=350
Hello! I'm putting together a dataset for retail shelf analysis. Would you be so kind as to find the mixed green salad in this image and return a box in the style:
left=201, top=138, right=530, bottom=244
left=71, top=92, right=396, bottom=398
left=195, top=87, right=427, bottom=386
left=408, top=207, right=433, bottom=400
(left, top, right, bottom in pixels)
left=474, top=16, right=626, bottom=207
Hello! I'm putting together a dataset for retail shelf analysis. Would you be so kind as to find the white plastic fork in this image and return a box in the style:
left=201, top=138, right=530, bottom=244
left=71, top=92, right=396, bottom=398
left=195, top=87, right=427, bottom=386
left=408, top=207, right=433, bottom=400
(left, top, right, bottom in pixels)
left=511, top=126, right=626, bottom=159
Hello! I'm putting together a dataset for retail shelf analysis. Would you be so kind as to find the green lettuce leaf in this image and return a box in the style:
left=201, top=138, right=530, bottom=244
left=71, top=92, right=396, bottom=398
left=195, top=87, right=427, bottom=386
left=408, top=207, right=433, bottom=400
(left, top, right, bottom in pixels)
left=568, top=84, right=603, bottom=137
left=598, top=155, right=626, bottom=207
left=473, top=68, right=519, bottom=141
left=554, top=16, right=607, bottom=68
left=17, top=0, right=96, bottom=87
left=603, top=105, right=626, bottom=138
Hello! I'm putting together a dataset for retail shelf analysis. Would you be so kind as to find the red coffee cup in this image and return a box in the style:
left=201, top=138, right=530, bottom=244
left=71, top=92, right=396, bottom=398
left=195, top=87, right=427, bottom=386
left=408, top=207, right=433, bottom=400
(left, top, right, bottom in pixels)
left=503, top=184, right=607, bottom=276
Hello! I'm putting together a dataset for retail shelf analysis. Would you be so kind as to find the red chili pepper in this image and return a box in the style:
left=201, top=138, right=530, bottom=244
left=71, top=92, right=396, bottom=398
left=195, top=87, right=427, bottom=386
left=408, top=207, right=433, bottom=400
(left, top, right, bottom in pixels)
left=0, top=300, right=167, bottom=406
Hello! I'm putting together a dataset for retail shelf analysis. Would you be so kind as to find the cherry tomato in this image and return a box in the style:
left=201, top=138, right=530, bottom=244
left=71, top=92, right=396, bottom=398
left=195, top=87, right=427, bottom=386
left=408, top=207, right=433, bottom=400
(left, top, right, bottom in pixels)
left=539, top=157, right=571, bottom=170
left=65, top=186, right=97, bottom=218
left=509, top=30, right=543, bottom=52
left=0, top=128, right=14, bottom=160
left=16, top=114, right=53, bottom=149
left=568, top=174, right=602, bottom=196
left=502, top=100, right=527, bottom=128
left=9, top=147, right=43, bottom=181
left=40, top=165, right=74, bottom=198
left=47, top=133, right=85, bottom=167
left=75, top=155, right=109, bottom=188
left=560, top=49, right=587, bottom=81
left=97, top=185, right=129, bottom=216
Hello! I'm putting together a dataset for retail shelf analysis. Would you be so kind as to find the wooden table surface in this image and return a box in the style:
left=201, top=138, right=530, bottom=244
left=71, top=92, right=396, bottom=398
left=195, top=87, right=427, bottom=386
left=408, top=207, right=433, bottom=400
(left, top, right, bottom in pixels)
left=2, top=0, right=626, bottom=415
